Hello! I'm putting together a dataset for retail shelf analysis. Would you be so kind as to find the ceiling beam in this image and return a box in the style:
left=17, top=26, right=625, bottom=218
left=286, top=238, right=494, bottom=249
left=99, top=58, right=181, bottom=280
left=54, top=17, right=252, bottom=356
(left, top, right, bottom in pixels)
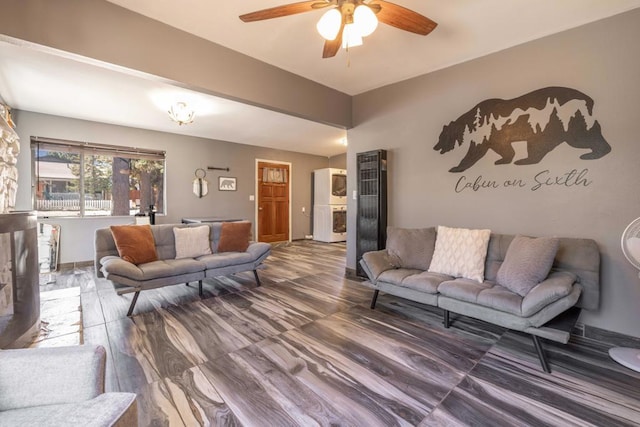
left=0, top=0, right=352, bottom=129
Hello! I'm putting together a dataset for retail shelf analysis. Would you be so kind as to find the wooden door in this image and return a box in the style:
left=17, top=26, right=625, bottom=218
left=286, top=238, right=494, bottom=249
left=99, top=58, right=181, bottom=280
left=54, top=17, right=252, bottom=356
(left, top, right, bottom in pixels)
left=257, top=161, right=290, bottom=243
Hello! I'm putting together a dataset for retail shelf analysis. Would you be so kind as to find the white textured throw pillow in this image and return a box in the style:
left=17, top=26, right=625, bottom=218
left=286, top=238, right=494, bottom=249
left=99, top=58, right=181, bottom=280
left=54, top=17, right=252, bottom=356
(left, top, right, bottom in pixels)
left=428, top=226, right=491, bottom=283
left=174, top=226, right=212, bottom=259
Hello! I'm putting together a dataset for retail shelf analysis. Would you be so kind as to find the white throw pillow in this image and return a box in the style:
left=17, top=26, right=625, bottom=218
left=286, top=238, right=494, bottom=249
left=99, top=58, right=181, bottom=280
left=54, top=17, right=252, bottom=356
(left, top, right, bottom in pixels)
left=174, top=225, right=212, bottom=259
left=428, top=226, right=491, bottom=283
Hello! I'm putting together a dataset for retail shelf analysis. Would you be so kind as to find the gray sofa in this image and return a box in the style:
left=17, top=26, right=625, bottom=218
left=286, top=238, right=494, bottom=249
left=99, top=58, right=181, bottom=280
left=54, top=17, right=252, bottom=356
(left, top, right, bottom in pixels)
left=359, top=227, right=600, bottom=373
left=0, top=345, right=137, bottom=426
left=95, top=222, right=271, bottom=316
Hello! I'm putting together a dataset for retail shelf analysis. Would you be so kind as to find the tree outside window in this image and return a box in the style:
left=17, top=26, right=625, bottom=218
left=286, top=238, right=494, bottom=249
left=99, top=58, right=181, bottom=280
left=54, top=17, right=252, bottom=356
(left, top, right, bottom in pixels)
left=32, top=139, right=165, bottom=217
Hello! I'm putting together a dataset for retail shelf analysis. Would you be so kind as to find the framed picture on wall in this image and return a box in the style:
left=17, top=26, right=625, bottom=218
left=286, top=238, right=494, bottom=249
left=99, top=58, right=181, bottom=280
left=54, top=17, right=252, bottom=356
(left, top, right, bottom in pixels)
left=219, top=176, right=237, bottom=191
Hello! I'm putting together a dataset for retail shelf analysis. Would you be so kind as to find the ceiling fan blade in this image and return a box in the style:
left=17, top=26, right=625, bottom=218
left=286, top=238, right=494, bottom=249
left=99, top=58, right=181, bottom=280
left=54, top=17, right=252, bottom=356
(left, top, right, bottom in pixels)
left=373, top=1, right=437, bottom=36
left=240, top=1, right=330, bottom=22
left=322, top=20, right=345, bottom=58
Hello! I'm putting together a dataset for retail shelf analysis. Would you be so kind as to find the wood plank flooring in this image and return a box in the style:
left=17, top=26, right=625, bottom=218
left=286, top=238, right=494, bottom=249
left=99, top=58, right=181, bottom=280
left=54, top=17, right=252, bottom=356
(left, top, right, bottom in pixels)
left=44, top=241, right=640, bottom=426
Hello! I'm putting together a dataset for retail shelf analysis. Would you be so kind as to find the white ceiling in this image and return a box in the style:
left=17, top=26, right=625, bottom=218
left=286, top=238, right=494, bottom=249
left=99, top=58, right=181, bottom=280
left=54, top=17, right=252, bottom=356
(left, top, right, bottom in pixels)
left=0, top=41, right=348, bottom=157
left=1, top=0, right=639, bottom=158
left=106, top=0, right=640, bottom=95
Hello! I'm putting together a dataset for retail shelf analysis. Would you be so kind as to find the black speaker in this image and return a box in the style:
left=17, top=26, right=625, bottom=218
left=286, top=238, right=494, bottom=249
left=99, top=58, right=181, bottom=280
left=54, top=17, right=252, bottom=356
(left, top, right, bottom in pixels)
left=356, top=149, right=387, bottom=277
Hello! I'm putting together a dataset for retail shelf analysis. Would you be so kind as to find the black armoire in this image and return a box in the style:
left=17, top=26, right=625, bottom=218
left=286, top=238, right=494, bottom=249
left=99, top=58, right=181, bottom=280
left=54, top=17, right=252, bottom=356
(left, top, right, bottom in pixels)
left=356, top=149, right=387, bottom=277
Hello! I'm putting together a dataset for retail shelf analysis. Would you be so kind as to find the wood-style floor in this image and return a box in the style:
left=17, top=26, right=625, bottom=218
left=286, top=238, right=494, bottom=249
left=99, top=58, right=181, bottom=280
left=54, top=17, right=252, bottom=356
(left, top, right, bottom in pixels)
left=44, top=241, right=640, bottom=426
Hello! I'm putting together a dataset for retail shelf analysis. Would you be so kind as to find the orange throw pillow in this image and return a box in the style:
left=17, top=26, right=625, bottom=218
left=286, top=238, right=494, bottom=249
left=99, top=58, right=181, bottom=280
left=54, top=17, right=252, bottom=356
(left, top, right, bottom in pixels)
left=217, top=222, right=251, bottom=252
left=110, top=224, right=158, bottom=265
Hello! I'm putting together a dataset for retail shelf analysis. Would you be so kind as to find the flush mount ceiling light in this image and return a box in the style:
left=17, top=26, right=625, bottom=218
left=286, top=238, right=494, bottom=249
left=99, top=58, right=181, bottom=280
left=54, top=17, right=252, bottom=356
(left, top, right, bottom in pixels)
left=168, top=102, right=195, bottom=125
left=240, top=0, right=437, bottom=58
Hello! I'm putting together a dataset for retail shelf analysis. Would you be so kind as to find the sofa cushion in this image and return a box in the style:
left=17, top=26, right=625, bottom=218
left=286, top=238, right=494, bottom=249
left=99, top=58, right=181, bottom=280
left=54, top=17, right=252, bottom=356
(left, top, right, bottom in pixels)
left=101, top=258, right=205, bottom=281
left=217, top=222, right=251, bottom=252
left=386, top=227, right=436, bottom=270
left=428, top=226, right=491, bottom=283
left=197, top=252, right=255, bottom=269
left=151, top=224, right=180, bottom=259
left=438, top=278, right=523, bottom=316
left=110, top=224, right=158, bottom=265
left=497, top=235, right=559, bottom=297
left=401, top=271, right=452, bottom=294
left=439, top=272, right=577, bottom=317
left=174, top=225, right=212, bottom=259
left=378, top=268, right=423, bottom=286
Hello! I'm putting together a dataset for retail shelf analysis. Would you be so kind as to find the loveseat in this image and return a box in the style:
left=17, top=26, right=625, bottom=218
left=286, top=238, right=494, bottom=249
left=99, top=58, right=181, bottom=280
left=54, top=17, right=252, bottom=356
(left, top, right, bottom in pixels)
left=0, top=345, right=137, bottom=426
left=95, top=221, right=271, bottom=316
left=359, top=226, right=600, bottom=373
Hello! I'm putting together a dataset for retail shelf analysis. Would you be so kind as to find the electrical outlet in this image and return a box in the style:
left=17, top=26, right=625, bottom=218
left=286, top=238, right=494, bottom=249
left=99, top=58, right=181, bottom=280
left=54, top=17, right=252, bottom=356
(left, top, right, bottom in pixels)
left=301, top=206, right=306, bottom=213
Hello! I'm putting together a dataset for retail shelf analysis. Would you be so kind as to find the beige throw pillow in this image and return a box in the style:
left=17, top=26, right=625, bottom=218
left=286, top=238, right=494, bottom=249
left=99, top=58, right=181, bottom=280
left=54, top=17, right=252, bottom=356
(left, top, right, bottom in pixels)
left=428, top=225, right=491, bottom=283
left=174, top=225, right=212, bottom=259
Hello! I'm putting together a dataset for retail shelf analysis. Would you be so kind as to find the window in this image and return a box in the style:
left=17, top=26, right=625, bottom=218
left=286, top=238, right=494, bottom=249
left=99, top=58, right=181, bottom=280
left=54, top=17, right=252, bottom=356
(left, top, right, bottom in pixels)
left=32, top=137, right=165, bottom=217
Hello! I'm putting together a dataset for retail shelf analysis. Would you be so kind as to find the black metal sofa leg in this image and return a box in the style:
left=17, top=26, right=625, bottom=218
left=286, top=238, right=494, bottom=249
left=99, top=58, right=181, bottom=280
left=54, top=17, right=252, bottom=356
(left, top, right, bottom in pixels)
left=370, top=289, right=379, bottom=309
left=443, top=310, right=450, bottom=328
left=532, top=335, right=551, bottom=373
left=127, top=291, right=140, bottom=317
left=253, top=270, right=262, bottom=287
left=198, top=280, right=203, bottom=297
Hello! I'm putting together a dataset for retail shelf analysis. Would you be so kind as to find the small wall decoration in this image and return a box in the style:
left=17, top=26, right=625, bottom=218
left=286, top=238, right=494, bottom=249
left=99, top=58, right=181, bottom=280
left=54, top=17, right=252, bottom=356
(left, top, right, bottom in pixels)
left=434, top=86, right=611, bottom=173
left=192, top=168, right=209, bottom=198
left=219, top=176, right=237, bottom=191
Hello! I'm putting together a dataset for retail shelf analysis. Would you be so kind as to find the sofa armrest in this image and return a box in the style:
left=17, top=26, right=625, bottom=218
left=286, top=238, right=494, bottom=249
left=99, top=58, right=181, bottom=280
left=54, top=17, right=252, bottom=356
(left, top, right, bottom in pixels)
left=0, top=345, right=106, bottom=411
left=247, top=242, right=271, bottom=262
left=101, top=257, right=144, bottom=281
left=521, top=271, right=579, bottom=316
left=361, top=250, right=395, bottom=283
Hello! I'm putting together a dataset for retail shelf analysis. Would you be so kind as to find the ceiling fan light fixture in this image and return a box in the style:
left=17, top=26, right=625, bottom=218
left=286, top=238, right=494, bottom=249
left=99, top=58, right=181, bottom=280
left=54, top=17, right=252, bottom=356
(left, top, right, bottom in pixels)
left=353, top=5, right=378, bottom=37
left=342, top=23, right=363, bottom=49
left=168, top=102, right=195, bottom=126
left=316, top=8, right=342, bottom=41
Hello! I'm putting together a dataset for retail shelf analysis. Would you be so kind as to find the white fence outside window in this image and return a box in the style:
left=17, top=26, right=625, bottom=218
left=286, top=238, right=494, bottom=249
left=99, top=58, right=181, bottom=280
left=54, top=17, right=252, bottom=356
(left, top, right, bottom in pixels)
left=36, top=199, right=113, bottom=211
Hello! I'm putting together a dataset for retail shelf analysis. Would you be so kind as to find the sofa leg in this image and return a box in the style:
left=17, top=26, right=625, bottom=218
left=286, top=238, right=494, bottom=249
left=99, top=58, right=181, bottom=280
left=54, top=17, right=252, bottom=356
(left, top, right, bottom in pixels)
left=253, top=270, right=262, bottom=287
left=198, top=280, right=203, bottom=297
left=370, top=290, right=379, bottom=309
left=126, top=291, right=140, bottom=317
left=443, top=310, right=450, bottom=328
left=532, top=335, right=551, bottom=373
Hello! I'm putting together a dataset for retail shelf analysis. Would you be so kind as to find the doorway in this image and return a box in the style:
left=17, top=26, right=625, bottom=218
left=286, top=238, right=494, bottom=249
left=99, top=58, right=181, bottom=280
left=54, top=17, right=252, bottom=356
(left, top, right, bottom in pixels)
left=256, top=160, right=291, bottom=243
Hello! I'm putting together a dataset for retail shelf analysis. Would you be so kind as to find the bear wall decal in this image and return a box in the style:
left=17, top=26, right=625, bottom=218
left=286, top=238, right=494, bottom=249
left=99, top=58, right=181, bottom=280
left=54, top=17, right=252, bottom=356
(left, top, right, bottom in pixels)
left=434, top=87, right=611, bottom=173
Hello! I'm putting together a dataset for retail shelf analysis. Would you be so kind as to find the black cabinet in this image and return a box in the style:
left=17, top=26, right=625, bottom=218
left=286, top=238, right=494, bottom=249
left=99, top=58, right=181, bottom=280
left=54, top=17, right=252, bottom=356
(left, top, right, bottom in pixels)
left=356, top=149, right=387, bottom=277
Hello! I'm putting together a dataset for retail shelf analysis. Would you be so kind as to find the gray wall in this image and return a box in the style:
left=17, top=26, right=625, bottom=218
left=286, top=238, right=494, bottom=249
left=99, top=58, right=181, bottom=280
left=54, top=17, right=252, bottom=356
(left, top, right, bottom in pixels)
left=14, top=111, right=333, bottom=263
left=328, top=153, right=347, bottom=169
left=348, top=9, right=640, bottom=338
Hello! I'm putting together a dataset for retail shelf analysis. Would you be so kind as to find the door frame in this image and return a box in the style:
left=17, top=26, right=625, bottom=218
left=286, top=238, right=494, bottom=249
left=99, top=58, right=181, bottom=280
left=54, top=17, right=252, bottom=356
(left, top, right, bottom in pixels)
left=255, top=159, right=292, bottom=243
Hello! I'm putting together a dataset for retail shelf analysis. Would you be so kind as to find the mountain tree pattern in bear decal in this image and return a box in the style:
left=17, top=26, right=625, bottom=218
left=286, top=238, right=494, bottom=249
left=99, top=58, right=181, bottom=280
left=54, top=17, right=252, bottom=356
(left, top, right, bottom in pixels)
left=434, top=87, right=611, bottom=173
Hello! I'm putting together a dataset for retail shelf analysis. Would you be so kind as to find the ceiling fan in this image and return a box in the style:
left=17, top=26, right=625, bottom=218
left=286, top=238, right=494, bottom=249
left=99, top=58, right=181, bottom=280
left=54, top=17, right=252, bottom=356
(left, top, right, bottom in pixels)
left=239, top=0, right=437, bottom=58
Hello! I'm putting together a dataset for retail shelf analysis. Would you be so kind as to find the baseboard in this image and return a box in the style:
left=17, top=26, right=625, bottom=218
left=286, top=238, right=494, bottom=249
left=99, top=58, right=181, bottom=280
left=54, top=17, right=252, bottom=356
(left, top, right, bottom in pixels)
left=580, top=324, right=640, bottom=348
left=345, top=267, right=365, bottom=281
left=58, top=260, right=93, bottom=271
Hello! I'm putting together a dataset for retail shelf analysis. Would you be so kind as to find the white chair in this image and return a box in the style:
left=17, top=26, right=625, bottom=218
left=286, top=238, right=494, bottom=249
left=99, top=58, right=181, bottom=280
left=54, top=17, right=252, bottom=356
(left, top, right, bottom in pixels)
left=0, top=345, right=137, bottom=426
